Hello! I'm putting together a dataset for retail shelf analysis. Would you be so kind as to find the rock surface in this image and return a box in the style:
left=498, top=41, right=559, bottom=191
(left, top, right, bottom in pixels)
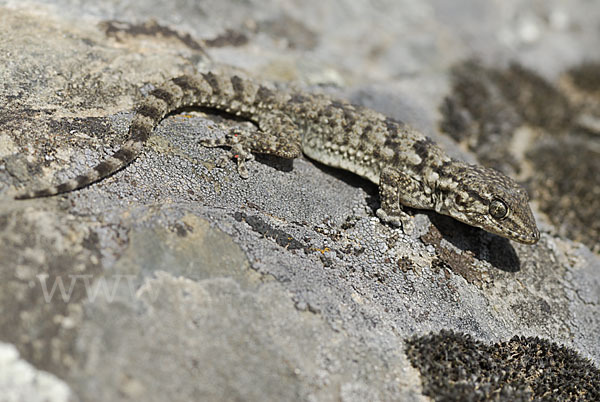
left=0, top=1, right=599, bottom=401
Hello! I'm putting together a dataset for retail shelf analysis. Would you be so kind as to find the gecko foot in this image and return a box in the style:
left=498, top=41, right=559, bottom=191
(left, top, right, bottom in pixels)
left=376, top=208, right=414, bottom=236
left=200, top=127, right=255, bottom=179
left=229, top=142, right=254, bottom=179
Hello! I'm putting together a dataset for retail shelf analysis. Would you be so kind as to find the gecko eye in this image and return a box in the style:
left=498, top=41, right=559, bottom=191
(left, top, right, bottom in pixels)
left=489, top=198, right=509, bottom=220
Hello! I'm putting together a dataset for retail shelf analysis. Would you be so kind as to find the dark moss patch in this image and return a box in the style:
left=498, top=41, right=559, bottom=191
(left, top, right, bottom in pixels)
left=406, top=330, right=600, bottom=401
left=442, top=61, right=571, bottom=142
left=99, top=19, right=205, bottom=52
left=497, top=64, right=572, bottom=131
left=47, top=116, right=114, bottom=142
left=527, top=140, right=600, bottom=252
left=567, top=62, right=600, bottom=93
left=204, top=29, right=249, bottom=48
left=440, top=61, right=522, bottom=173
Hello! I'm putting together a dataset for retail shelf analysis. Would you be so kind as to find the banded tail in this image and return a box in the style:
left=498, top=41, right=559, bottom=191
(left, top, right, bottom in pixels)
left=15, top=72, right=271, bottom=199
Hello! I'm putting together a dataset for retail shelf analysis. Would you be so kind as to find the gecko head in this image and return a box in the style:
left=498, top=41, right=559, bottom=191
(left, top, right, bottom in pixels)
left=444, top=163, right=540, bottom=244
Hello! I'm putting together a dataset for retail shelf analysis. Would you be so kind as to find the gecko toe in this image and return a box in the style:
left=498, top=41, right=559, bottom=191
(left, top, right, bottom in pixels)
left=376, top=208, right=414, bottom=235
left=237, top=163, right=249, bottom=179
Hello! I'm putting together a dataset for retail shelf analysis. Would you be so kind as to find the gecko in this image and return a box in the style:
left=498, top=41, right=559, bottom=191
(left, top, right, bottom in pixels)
left=15, top=72, right=540, bottom=244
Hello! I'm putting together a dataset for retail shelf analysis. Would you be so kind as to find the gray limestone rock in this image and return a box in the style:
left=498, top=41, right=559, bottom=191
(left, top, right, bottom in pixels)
left=0, top=1, right=599, bottom=401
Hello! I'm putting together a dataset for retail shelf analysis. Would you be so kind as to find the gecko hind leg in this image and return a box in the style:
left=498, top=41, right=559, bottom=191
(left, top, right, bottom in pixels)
left=200, top=126, right=257, bottom=178
left=200, top=113, right=302, bottom=178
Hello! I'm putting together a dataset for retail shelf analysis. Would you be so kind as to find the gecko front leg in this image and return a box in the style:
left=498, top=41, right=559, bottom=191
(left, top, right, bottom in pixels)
left=376, top=166, right=419, bottom=235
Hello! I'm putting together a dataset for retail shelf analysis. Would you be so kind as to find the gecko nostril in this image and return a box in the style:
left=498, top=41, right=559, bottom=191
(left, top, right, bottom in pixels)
left=529, top=229, right=540, bottom=243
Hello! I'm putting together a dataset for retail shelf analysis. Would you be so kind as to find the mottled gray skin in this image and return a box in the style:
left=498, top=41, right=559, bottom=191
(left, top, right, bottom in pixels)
left=16, top=72, right=540, bottom=244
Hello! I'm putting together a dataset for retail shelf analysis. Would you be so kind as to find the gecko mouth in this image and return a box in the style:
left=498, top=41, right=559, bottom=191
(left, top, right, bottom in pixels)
left=507, top=222, right=540, bottom=245
left=483, top=218, right=540, bottom=244
left=518, top=228, right=540, bottom=244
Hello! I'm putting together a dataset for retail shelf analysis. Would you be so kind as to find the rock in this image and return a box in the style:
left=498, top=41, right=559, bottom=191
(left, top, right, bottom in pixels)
left=0, top=1, right=599, bottom=401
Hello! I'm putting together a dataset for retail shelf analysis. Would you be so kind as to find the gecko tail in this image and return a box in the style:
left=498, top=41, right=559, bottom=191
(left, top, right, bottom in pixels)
left=15, top=140, right=142, bottom=200
left=15, top=178, right=81, bottom=199
left=14, top=72, right=239, bottom=200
